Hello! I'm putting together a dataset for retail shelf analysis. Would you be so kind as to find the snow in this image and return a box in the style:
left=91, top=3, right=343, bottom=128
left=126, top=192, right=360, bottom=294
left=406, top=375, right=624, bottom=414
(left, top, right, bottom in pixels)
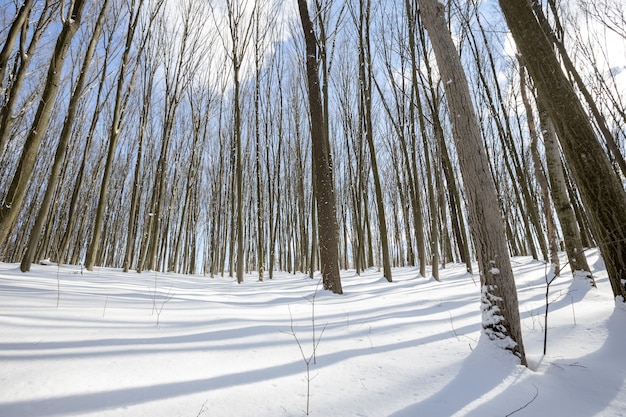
left=0, top=249, right=624, bottom=417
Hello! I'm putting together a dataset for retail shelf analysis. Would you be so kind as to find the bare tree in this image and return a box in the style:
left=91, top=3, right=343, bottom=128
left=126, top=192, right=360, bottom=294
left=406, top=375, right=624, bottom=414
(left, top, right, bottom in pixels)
left=296, top=0, right=342, bottom=294
left=215, top=0, right=255, bottom=283
left=20, top=0, right=111, bottom=272
left=139, top=0, right=208, bottom=273
left=0, top=0, right=34, bottom=88
left=538, top=98, right=593, bottom=283
left=85, top=0, right=164, bottom=271
left=0, top=0, right=88, bottom=248
left=350, top=0, right=392, bottom=281
left=0, top=0, right=43, bottom=155
left=419, top=0, right=526, bottom=364
left=498, top=0, right=626, bottom=301
left=518, top=57, right=560, bottom=274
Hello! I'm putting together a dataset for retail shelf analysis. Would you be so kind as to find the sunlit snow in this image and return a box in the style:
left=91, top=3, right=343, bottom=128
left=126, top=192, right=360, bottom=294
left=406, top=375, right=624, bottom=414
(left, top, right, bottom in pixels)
left=0, top=249, right=624, bottom=416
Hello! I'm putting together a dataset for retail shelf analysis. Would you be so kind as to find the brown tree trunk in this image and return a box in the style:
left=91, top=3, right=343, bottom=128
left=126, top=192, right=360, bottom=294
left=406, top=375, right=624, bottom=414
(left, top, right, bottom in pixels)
left=85, top=0, right=156, bottom=271
left=0, top=0, right=34, bottom=87
left=0, top=0, right=87, bottom=247
left=0, top=0, right=39, bottom=155
left=499, top=0, right=626, bottom=301
left=355, top=0, right=392, bottom=282
left=419, top=0, right=526, bottom=364
left=518, top=57, right=560, bottom=273
left=531, top=2, right=626, bottom=180
left=20, top=0, right=109, bottom=272
left=297, top=0, right=342, bottom=294
left=538, top=99, right=593, bottom=284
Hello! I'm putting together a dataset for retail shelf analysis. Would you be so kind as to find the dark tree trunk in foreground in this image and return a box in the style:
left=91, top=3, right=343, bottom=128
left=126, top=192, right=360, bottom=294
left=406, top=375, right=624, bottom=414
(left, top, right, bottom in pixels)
left=296, top=0, right=342, bottom=294
left=499, top=0, right=626, bottom=301
left=419, top=0, right=526, bottom=365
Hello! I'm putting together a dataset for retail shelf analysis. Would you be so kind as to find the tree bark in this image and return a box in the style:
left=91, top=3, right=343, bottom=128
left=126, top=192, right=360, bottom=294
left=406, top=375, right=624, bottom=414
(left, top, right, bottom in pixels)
left=498, top=0, right=626, bottom=301
left=538, top=99, right=593, bottom=283
left=518, top=57, right=560, bottom=273
left=419, top=0, right=526, bottom=364
left=0, top=0, right=87, bottom=247
left=355, top=0, right=392, bottom=282
left=20, top=0, right=109, bottom=272
left=297, top=0, right=342, bottom=294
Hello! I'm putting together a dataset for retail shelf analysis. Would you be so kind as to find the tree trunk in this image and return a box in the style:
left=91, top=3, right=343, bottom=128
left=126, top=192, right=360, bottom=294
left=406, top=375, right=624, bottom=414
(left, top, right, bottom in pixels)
left=538, top=99, right=593, bottom=283
left=297, top=0, right=342, bottom=294
left=0, top=0, right=34, bottom=88
left=20, top=0, right=109, bottom=272
left=498, top=0, right=626, bottom=301
left=86, top=0, right=153, bottom=271
left=518, top=57, right=560, bottom=273
left=419, top=0, right=526, bottom=364
left=0, top=0, right=87, bottom=247
left=531, top=2, right=626, bottom=180
left=0, top=0, right=40, bottom=155
left=353, top=0, right=392, bottom=281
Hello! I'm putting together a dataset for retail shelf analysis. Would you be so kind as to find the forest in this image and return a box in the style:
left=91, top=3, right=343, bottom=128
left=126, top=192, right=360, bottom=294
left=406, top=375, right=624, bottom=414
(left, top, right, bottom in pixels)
left=1, top=0, right=626, bottom=367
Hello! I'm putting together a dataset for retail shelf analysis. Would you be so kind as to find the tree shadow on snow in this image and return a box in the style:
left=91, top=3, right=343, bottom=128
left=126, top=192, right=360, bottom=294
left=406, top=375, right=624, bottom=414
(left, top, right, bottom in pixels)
left=388, top=335, right=528, bottom=417
left=390, top=307, right=626, bottom=417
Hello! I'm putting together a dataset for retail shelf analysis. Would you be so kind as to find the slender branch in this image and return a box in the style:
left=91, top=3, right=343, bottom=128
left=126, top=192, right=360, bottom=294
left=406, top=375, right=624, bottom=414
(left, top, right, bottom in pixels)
left=505, top=384, right=539, bottom=416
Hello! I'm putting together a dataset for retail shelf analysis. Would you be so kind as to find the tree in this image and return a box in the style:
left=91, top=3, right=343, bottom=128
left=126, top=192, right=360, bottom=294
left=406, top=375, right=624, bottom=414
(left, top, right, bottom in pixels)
left=20, top=0, right=111, bottom=272
left=403, top=0, right=428, bottom=276
left=139, top=0, right=207, bottom=273
left=518, top=57, right=560, bottom=274
left=418, top=0, right=526, bottom=364
left=85, top=0, right=163, bottom=271
left=351, top=0, right=392, bottom=282
left=0, top=0, right=34, bottom=89
left=531, top=1, right=626, bottom=180
left=296, top=0, right=343, bottom=294
left=0, top=0, right=40, bottom=155
left=123, top=40, right=157, bottom=273
left=538, top=98, right=593, bottom=283
left=498, top=0, right=626, bottom=301
left=0, top=0, right=88, bottom=247
left=217, top=0, right=255, bottom=283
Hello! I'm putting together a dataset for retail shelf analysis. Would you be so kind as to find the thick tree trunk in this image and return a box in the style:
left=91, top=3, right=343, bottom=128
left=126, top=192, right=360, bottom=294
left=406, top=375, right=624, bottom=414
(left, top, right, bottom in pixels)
left=498, top=0, right=626, bottom=301
left=531, top=2, right=626, bottom=180
left=419, top=0, right=526, bottom=364
left=297, top=0, right=342, bottom=294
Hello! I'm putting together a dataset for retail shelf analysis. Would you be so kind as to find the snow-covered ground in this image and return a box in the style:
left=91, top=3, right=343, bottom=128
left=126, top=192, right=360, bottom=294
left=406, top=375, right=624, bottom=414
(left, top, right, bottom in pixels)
left=0, top=249, right=624, bottom=416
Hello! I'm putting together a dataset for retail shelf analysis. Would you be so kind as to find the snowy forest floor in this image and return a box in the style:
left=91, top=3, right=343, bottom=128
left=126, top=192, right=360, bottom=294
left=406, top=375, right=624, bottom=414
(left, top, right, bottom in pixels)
left=0, top=249, right=625, bottom=417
